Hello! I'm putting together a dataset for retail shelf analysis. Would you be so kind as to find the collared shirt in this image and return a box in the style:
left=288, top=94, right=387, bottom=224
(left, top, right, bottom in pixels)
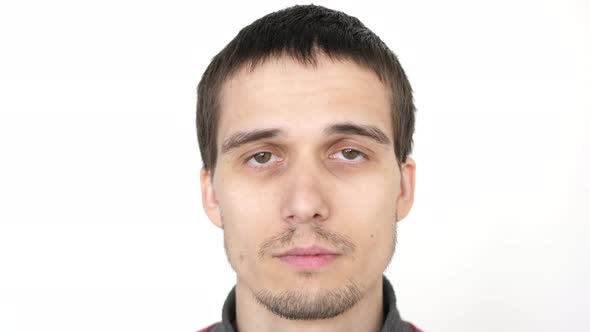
left=199, top=275, right=422, bottom=332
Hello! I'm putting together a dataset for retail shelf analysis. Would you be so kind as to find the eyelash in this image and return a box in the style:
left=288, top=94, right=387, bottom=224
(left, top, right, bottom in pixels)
left=245, top=148, right=368, bottom=170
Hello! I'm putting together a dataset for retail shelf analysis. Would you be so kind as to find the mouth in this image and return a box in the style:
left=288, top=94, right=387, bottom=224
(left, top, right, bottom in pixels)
left=274, top=245, right=341, bottom=268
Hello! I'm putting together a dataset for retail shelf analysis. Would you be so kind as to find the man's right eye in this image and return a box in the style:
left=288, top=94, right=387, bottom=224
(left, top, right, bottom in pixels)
left=246, top=152, right=279, bottom=168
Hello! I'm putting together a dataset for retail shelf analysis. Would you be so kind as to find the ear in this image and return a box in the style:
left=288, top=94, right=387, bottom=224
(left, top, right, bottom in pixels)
left=395, top=157, right=416, bottom=222
left=200, top=168, right=223, bottom=229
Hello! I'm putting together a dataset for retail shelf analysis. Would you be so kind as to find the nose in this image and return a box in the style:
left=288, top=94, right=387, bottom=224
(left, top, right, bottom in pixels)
left=280, top=161, right=330, bottom=225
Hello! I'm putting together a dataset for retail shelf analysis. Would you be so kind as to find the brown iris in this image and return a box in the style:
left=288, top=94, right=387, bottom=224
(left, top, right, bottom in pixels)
left=253, top=152, right=272, bottom=163
left=341, top=148, right=360, bottom=160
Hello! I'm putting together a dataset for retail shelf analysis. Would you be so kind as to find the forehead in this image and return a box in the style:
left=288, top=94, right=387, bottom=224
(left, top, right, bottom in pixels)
left=217, top=54, right=392, bottom=143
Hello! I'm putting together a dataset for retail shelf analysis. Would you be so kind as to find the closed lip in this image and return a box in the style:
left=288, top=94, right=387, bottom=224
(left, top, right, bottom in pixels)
left=275, top=245, right=339, bottom=257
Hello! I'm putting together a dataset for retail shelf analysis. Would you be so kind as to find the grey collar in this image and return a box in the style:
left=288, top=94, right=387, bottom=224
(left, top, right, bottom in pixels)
left=212, top=275, right=413, bottom=332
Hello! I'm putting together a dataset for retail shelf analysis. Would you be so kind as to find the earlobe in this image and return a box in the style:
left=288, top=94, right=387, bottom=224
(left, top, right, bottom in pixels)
left=395, top=157, right=416, bottom=222
left=200, top=168, right=224, bottom=229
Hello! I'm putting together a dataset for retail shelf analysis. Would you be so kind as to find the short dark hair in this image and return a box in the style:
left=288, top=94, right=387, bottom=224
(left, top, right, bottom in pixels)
left=196, top=4, right=415, bottom=173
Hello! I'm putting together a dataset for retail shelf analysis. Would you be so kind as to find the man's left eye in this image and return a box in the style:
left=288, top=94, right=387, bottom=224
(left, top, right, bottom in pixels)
left=332, top=148, right=367, bottom=161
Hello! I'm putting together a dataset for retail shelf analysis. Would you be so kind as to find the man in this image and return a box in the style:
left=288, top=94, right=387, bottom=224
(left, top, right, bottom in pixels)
left=196, top=4, right=421, bottom=332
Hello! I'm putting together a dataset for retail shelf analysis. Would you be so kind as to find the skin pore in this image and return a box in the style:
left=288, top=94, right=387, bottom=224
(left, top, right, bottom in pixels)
left=200, top=53, right=416, bottom=332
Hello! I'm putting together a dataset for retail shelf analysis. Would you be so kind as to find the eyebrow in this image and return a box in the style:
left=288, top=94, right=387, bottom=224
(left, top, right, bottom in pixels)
left=220, top=122, right=391, bottom=154
left=323, top=122, right=391, bottom=145
left=221, top=128, right=283, bottom=154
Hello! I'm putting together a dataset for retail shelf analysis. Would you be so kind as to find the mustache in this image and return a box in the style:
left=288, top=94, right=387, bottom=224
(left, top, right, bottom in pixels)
left=258, top=223, right=356, bottom=260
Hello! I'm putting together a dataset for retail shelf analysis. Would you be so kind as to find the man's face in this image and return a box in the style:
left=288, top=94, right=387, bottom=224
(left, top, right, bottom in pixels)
left=201, top=54, right=415, bottom=319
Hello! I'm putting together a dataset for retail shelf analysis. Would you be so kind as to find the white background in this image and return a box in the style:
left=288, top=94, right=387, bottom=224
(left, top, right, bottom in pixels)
left=0, top=0, right=588, bottom=331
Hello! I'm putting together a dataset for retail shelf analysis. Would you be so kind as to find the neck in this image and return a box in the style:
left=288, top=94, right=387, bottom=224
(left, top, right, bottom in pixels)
left=235, top=276, right=384, bottom=332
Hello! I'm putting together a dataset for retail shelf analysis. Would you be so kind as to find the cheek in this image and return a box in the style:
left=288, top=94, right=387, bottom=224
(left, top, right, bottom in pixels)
left=344, top=171, right=398, bottom=222
left=338, top=176, right=397, bottom=256
left=218, top=183, right=279, bottom=254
